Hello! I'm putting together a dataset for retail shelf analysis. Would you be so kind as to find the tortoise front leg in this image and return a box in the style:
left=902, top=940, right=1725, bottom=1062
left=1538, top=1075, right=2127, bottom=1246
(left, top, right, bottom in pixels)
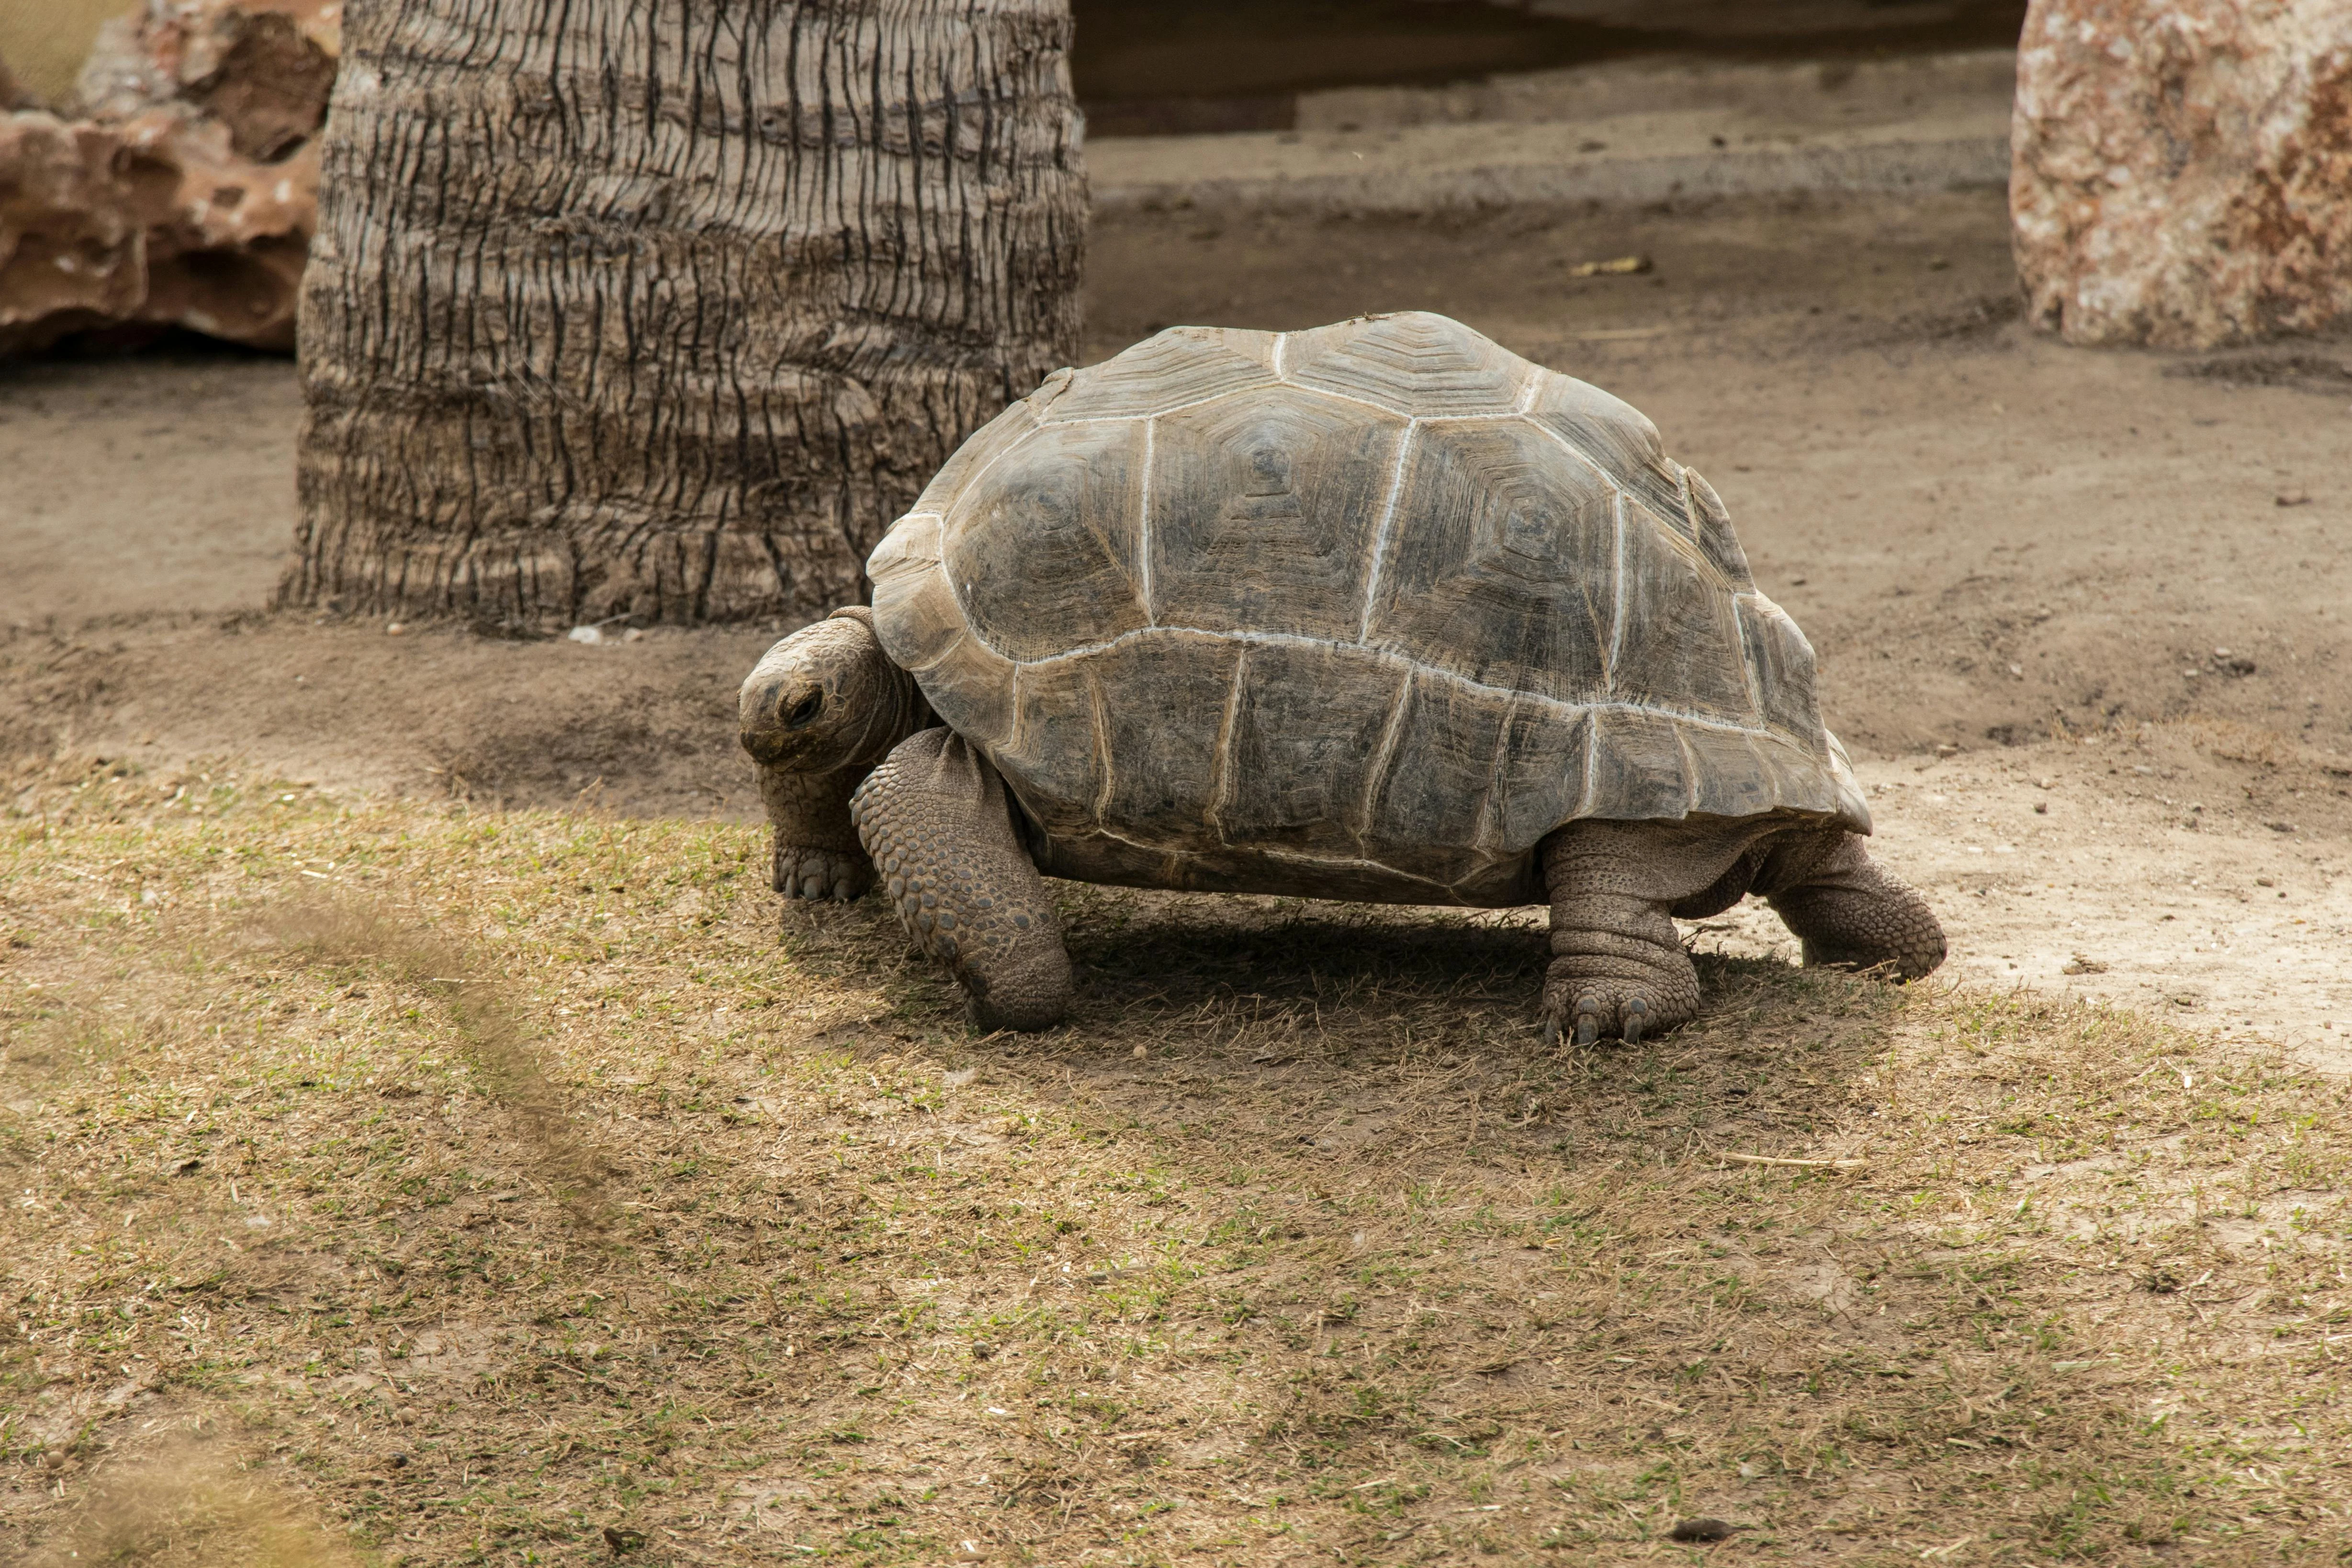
left=849, top=729, right=1072, bottom=1032
left=758, top=763, right=875, bottom=901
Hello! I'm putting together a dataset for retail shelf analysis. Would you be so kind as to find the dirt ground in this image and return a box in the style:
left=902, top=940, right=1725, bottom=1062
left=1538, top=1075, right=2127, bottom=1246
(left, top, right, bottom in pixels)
left=7, top=185, right=2352, bottom=1061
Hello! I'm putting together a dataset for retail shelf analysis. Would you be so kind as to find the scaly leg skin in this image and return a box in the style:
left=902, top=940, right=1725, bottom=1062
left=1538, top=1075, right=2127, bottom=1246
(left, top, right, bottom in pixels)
left=759, top=763, right=874, bottom=901
left=849, top=728, right=1072, bottom=1032
left=1539, top=820, right=1750, bottom=1047
left=1757, top=828, right=1947, bottom=979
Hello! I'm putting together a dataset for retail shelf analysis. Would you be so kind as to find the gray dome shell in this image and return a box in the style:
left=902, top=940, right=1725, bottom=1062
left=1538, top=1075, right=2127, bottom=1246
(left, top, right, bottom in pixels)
left=867, top=312, right=1867, bottom=907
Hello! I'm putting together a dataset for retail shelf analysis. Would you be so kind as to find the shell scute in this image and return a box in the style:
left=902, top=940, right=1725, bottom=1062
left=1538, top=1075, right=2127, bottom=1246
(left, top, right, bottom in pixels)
left=1734, top=594, right=1824, bottom=744
left=1150, top=386, right=1406, bottom=641
left=945, top=418, right=1148, bottom=662
left=1488, top=700, right=1596, bottom=857
left=1282, top=311, right=1532, bottom=417
left=1361, top=671, right=1508, bottom=868
left=1525, top=373, right=1693, bottom=541
left=1684, top=469, right=1754, bottom=588
left=1584, top=708, right=1696, bottom=820
left=867, top=511, right=944, bottom=601
left=1751, top=729, right=1828, bottom=812
left=902, top=626, right=1016, bottom=750
left=1217, top=642, right=1405, bottom=855
left=1092, top=634, right=1242, bottom=845
left=1609, top=504, right=1757, bottom=726
left=1365, top=417, right=1616, bottom=702
left=1677, top=727, right=1779, bottom=820
left=999, top=661, right=1101, bottom=842
left=1042, top=326, right=1281, bottom=423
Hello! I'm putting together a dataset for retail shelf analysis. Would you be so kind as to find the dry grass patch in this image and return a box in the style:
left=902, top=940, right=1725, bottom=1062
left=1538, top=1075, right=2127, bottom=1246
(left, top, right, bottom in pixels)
left=0, top=767, right=2347, bottom=1565
left=13, top=1435, right=364, bottom=1568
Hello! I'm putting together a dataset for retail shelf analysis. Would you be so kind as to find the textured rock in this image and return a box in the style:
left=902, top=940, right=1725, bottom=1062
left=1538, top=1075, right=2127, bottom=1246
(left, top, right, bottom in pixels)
left=0, top=0, right=335, bottom=354
left=78, top=0, right=338, bottom=150
left=0, top=106, right=317, bottom=352
left=2013, top=0, right=2352, bottom=348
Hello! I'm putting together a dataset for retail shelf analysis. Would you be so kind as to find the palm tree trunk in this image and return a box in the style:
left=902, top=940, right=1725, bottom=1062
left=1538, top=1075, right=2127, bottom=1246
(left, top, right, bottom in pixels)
left=286, top=0, right=1084, bottom=630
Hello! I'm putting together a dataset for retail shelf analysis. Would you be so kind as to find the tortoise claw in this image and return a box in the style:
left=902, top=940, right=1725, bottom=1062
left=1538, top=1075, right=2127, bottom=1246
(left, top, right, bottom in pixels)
left=1622, top=997, right=1649, bottom=1047
left=1573, top=995, right=1603, bottom=1049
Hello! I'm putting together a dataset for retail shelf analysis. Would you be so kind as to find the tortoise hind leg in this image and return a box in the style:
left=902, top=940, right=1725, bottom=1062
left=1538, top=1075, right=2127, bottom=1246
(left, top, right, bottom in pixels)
left=1538, top=820, right=1753, bottom=1046
left=849, top=729, right=1073, bottom=1031
left=1756, top=828, right=1946, bottom=979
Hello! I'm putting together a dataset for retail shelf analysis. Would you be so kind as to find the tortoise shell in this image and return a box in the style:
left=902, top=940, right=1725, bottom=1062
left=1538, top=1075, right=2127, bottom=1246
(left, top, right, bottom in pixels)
left=866, top=312, right=1866, bottom=907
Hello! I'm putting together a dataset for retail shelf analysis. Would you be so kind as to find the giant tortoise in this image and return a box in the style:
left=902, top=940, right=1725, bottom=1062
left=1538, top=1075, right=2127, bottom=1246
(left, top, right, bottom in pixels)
left=739, top=312, right=1945, bottom=1039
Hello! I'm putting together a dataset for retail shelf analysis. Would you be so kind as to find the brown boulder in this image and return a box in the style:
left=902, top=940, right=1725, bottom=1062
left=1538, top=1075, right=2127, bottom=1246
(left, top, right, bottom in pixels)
left=0, top=0, right=335, bottom=355
left=77, top=0, right=338, bottom=151
left=2012, top=0, right=2352, bottom=348
left=0, top=107, right=317, bottom=353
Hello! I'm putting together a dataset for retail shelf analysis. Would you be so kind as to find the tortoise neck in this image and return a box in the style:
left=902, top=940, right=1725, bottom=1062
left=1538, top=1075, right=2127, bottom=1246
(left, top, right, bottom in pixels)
left=832, top=619, right=931, bottom=767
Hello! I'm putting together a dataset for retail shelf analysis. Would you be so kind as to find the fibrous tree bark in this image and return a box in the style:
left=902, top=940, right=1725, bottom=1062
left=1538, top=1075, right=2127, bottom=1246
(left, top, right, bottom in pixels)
left=286, top=0, right=1085, bottom=630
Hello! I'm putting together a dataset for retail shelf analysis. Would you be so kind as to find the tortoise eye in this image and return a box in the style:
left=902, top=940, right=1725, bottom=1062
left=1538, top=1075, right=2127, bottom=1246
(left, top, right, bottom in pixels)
left=784, top=691, right=823, bottom=728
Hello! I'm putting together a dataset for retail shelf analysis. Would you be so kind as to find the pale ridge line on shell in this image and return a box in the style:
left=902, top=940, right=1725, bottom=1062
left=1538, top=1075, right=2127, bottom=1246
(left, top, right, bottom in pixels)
left=1605, top=489, right=1629, bottom=689
left=1270, top=331, right=1288, bottom=378
left=1047, top=398, right=1535, bottom=429
left=1511, top=368, right=1545, bottom=414
left=1139, top=416, right=1158, bottom=622
left=1353, top=418, right=1423, bottom=643
left=1041, top=383, right=1280, bottom=428
left=1051, top=818, right=1182, bottom=864
left=1468, top=701, right=1518, bottom=862
left=1730, top=594, right=1769, bottom=733
left=1285, top=382, right=1529, bottom=423
left=1671, top=725, right=1707, bottom=821
left=1577, top=706, right=1601, bottom=819
left=1354, top=666, right=1419, bottom=861
left=1204, top=845, right=1458, bottom=895
left=1085, top=663, right=1117, bottom=826
left=976, top=619, right=1804, bottom=745
left=1519, top=414, right=1642, bottom=521
left=1206, top=644, right=1249, bottom=848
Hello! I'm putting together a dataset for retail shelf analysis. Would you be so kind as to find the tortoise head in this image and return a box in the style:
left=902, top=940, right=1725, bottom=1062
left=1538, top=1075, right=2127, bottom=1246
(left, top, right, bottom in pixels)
left=738, top=607, right=926, bottom=772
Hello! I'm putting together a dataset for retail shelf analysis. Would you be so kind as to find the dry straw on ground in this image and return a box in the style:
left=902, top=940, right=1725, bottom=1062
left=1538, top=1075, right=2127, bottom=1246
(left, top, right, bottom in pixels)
left=1, top=761, right=2346, bottom=1564
left=13, top=1437, right=363, bottom=1568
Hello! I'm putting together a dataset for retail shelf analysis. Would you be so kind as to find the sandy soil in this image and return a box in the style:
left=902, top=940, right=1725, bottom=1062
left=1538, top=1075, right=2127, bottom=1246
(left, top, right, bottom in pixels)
left=5, top=185, right=2351, bottom=1060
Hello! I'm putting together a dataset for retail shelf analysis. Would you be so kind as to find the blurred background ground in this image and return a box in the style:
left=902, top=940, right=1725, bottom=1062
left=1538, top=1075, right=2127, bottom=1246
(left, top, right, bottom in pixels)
left=1072, top=0, right=2030, bottom=134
